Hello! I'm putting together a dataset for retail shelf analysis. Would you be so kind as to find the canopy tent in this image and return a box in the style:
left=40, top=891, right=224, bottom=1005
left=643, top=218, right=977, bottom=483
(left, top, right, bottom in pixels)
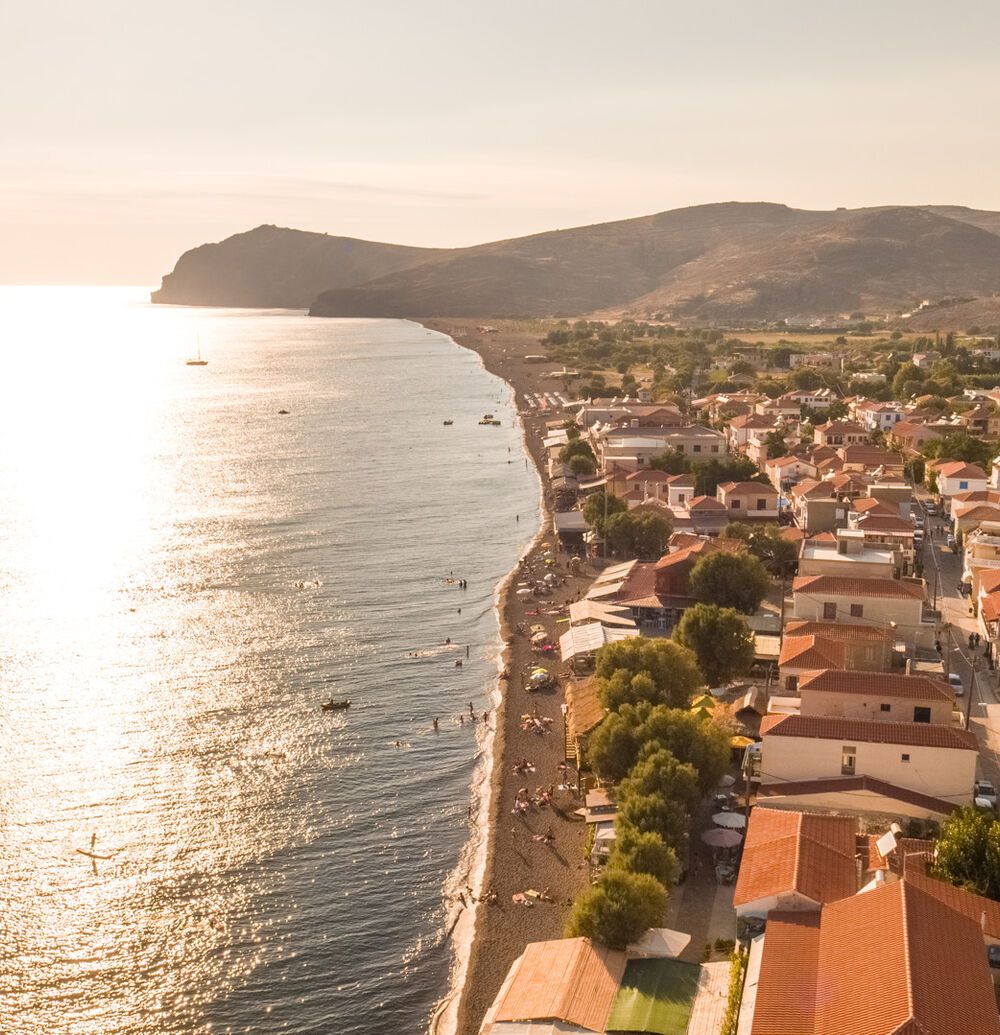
left=691, top=693, right=715, bottom=710
left=730, top=735, right=755, bottom=749
left=560, top=623, right=639, bottom=663
left=568, top=599, right=637, bottom=627
left=627, top=927, right=693, bottom=960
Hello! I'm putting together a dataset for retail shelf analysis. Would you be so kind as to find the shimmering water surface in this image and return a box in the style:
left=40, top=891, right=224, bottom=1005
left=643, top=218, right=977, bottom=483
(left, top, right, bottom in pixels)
left=0, top=287, right=539, bottom=1034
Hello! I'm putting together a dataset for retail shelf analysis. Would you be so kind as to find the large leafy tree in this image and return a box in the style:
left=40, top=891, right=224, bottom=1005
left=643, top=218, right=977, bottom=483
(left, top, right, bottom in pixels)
left=582, top=490, right=627, bottom=537
left=604, top=510, right=673, bottom=559
left=609, top=824, right=679, bottom=887
left=565, top=869, right=667, bottom=948
left=559, top=439, right=595, bottom=466
left=596, top=638, right=703, bottom=711
left=923, top=433, right=994, bottom=469
left=722, top=523, right=798, bottom=575
left=689, top=551, right=771, bottom=614
left=674, top=603, right=755, bottom=687
left=587, top=703, right=729, bottom=789
left=932, top=806, right=1000, bottom=900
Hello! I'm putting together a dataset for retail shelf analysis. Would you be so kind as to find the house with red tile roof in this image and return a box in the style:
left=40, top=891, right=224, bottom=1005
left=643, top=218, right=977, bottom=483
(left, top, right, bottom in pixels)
left=791, top=574, right=937, bottom=649
left=759, top=713, right=977, bottom=804
left=929, top=459, right=989, bottom=499
left=797, top=668, right=954, bottom=725
left=744, top=880, right=1000, bottom=1035
left=812, top=419, right=867, bottom=448
left=716, top=480, right=779, bottom=521
left=734, top=809, right=858, bottom=918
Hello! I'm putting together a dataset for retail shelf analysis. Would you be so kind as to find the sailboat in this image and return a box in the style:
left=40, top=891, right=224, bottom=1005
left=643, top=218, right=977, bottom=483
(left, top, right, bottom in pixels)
left=186, top=336, right=208, bottom=366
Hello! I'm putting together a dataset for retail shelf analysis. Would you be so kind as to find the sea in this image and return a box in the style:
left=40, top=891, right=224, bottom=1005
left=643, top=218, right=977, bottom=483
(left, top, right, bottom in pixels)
left=0, top=287, right=540, bottom=1035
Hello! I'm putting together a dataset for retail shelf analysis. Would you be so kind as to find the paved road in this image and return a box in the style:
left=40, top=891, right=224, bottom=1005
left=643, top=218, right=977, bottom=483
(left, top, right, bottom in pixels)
left=921, top=514, right=1000, bottom=784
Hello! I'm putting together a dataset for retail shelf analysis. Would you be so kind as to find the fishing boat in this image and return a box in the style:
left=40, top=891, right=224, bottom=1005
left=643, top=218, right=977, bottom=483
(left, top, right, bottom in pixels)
left=443, top=419, right=453, bottom=426
left=321, top=699, right=351, bottom=712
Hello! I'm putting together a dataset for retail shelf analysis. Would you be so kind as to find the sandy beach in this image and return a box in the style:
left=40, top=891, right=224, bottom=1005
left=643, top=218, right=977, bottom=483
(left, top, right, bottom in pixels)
left=423, top=319, right=595, bottom=1035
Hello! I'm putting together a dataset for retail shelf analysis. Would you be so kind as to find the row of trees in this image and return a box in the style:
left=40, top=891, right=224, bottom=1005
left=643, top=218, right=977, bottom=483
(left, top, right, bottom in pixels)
left=566, top=639, right=732, bottom=947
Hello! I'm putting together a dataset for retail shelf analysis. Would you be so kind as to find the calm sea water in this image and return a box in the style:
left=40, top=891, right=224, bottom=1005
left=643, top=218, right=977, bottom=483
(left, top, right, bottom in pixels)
left=0, top=287, right=539, bottom=1034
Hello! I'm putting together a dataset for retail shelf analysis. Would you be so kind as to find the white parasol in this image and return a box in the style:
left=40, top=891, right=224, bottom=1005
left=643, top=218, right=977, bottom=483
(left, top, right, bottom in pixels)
left=713, top=812, right=747, bottom=829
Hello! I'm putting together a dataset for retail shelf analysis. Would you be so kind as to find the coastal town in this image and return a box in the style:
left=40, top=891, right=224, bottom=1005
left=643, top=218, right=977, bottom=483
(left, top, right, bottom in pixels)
left=431, top=318, right=1000, bottom=1035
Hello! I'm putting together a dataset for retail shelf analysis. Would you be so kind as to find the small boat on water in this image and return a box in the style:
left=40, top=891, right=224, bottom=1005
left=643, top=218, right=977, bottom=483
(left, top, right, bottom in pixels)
left=186, top=343, right=208, bottom=366
left=443, top=420, right=454, bottom=426
left=321, top=699, right=351, bottom=712
left=478, top=418, right=502, bottom=426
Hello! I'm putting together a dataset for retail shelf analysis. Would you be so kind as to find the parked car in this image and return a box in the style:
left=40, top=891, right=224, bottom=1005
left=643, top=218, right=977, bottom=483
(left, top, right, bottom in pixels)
left=947, top=533, right=957, bottom=550
left=912, top=511, right=925, bottom=528
left=974, top=781, right=998, bottom=809
left=948, top=672, right=964, bottom=696
left=914, top=529, right=924, bottom=547
left=925, top=502, right=939, bottom=516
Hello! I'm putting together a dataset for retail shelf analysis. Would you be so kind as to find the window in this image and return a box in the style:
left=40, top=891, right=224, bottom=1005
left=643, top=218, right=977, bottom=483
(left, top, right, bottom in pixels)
left=880, top=703, right=891, bottom=713
left=901, top=753, right=911, bottom=762
left=693, top=444, right=701, bottom=453
left=959, top=480, right=969, bottom=490
left=678, top=493, right=686, bottom=504
left=757, top=498, right=767, bottom=510
left=785, top=675, right=798, bottom=693
left=913, top=706, right=931, bottom=724
left=841, top=747, right=857, bottom=776
left=711, top=445, right=719, bottom=454
left=731, top=499, right=740, bottom=509
left=850, top=604, right=863, bottom=618
left=823, top=602, right=837, bottom=619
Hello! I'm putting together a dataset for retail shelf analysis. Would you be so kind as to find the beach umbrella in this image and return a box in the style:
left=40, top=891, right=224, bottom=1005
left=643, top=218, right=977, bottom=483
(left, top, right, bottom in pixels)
left=730, top=735, right=755, bottom=749
left=713, top=812, right=747, bottom=830
left=718, top=774, right=737, bottom=788
left=531, top=631, right=549, bottom=645
left=701, top=828, right=743, bottom=848
left=689, top=706, right=713, bottom=721
left=530, top=624, right=546, bottom=634
left=691, top=693, right=715, bottom=709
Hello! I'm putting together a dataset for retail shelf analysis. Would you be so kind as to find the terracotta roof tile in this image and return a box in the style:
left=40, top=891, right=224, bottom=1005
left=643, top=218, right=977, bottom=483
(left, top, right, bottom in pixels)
left=760, top=714, right=978, bottom=750
left=792, top=574, right=926, bottom=599
left=734, top=808, right=858, bottom=909
left=783, top=620, right=893, bottom=643
left=798, top=668, right=952, bottom=702
left=751, top=881, right=1000, bottom=1035
left=979, top=570, right=1000, bottom=595
left=778, top=635, right=845, bottom=669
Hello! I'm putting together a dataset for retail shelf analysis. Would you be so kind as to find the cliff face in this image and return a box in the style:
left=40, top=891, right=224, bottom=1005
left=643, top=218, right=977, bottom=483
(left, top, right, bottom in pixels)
left=154, top=203, right=1000, bottom=322
left=151, top=224, right=443, bottom=308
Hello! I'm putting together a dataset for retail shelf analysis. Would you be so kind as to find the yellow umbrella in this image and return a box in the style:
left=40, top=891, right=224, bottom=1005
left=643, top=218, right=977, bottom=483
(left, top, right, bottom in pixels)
left=691, top=694, right=716, bottom=709
left=730, top=735, right=754, bottom=748
left=690, top=706, right=713, bottom=720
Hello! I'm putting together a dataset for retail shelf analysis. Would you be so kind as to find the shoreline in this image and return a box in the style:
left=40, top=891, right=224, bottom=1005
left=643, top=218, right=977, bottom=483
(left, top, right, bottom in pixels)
left=421, top=319, right=593, bottom=1035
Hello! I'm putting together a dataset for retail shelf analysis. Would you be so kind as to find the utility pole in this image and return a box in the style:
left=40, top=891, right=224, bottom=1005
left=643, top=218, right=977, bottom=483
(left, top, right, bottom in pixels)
left=966, top=655, right=981, bottom=732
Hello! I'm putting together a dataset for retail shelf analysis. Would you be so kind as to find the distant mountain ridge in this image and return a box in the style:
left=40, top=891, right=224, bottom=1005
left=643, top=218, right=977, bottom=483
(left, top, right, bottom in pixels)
left=152, top=203, right=1000, bottom=324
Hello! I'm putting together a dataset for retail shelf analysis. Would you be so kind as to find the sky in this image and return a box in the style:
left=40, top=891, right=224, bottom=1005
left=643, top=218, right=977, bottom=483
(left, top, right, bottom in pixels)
left=4, top=0, right=1000, bottom=283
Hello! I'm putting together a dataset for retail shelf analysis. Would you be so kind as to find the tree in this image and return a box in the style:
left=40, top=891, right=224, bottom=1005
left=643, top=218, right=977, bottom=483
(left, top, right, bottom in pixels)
left=763, top=429, right=787, bottom=459
left=566, top=869, right=667, bottom=948
left=932, top=806, right=1000, bottom=900
left=690, top=457, right=762, bottom=496
left=595, top=638, right=703, bottom=711
left=723, top=522, right=798, bottom=575
left=609, top=824, right=679, bottom=887
left=582, top=490, right=627, bottom=537
left=568, top=453, right=596, bottom=476
left=587, top=703, right=730, bottom=789
left=689, top=551, right=772, bottom=614
left=891, top=362, right=924, bottom=398
left=604, top=510, right=673, bottom=558
left=923, top=433, right=994, bottom=469
left=619, top=748, right=701, bottom=813
left=560, top=439, right=595, bottom=466
left=674, top=604, right=755, bottom=687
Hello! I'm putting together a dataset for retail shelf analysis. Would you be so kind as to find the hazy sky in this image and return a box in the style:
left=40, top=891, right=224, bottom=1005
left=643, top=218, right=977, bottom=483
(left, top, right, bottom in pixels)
left=4, top=1, right=1000, bottom=283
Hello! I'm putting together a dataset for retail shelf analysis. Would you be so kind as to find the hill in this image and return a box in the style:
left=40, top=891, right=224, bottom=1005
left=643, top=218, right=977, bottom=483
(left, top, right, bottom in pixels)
left=151, top=224, right=443, bottom=308
left=153, top=203, right=1000, bottom=323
